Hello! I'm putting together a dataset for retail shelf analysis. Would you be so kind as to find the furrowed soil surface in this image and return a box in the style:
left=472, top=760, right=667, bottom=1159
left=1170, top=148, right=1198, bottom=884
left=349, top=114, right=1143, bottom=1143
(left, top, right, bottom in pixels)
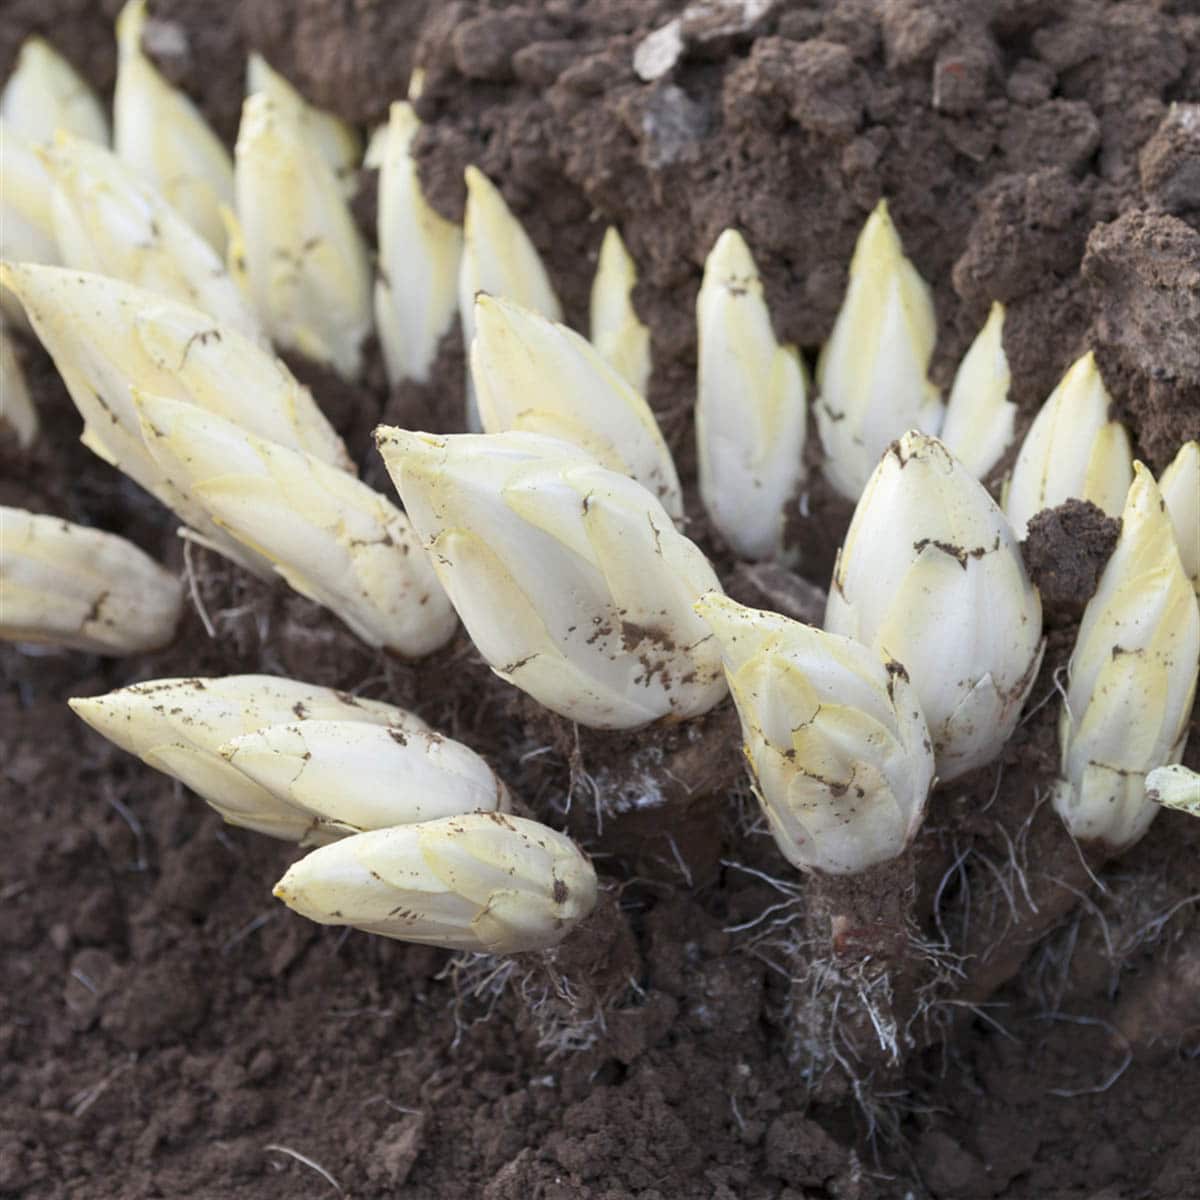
left=4, top=2, right=1200, bottom=1197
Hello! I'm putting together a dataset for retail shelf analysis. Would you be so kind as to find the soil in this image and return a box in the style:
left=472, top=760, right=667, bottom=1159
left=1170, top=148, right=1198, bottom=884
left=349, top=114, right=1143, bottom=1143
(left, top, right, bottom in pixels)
left=4, top=2, right=1200, bottom=1198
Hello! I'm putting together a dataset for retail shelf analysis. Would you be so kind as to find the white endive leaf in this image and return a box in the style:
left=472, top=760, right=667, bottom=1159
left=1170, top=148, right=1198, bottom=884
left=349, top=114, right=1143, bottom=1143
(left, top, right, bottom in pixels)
left=826, top=431, right=1044, bottom=781
left=590, top=226, right=651, bottom=397
left=815, top=200, right=943, bottom=501
left=114, top=0, right=234, bottom=252
left=0, top=120, right=60, bottom=324
left=70, top=676, right=427, bottom=842
left=376, top=428, right=727, bottom=729
left=1055, top=463, right=1200, bottom=849
left=1, top=37, right=109, bottom=146
left=374, top=101, right=463, bottom=386
left=696, top=593, right=933, bottom=875
left=939, top=302, right=1016, bottom=481
left=459, top=166, right=561, bottom=430
left=0, top=265, right=352, bottom=534
left=1159, top=440, right=1199, bottom=595
left=235, top=91, right=373, bottom=379
left=273, top=812, right=598, bottom=954
left=221, top=719, right=510, bottom=838
left=696, top=228, right=807, bottom=560
left=0, top=323, right=38, bottom=447
left=246, top=54, right=362, bottom=196
left=1, top=507, right=182, bottom=655
left=1004, top=351, right=1133, bottom=538
left=1146, top=764, right=1200, bottom=817
left=471, top=294, right=682, bottom=519
left=43, top=131, right=265, bottom=341
left=137, top=394, right=457, bottom=655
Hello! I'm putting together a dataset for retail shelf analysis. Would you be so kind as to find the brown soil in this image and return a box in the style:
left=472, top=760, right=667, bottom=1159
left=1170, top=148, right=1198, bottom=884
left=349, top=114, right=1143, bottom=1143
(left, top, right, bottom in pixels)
left=5, top=2, right=1200, bottom=1198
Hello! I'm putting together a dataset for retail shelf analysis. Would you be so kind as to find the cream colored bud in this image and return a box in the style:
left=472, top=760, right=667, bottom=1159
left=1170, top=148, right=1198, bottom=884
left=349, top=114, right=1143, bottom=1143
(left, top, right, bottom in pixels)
left=1146, top=764, right=1200, bottom=817
left=1159, top=440, right=1199, bottom=595
left=696, top=593, right=933, bottom=875
left=273, top=812, right=597, bottom=954
left=1, top=507, right=181, bottom=654
left=1004, top=351, right=1133, bottom=539
left=236, top=92, right=372, bottom=379
left=114, top=0, right=234, bottom=252
left=696, top=229, right=807, bottom=560
left=221, top=720, right=510, bottom=839
left=374, top=102, right=462, bottom=386
left=826, top=431, right=1044, bottom=781
left=459, top=166, right=562, bottom=430
left=43, top=131, right=264, bottom=341
left=1, top=323, right=38, bottom=447
left=1054, top=464, right=1200, bottom=849
left=376, top=428, right=727, bottom=729
left=816, top=200, right=943, bottom=501
left=1, top=37, right=109, bottom=146
left=939, top=302, right=1016, bottom=481
left=246, top=54, right=362, bottom=196
left=0, top=265, right=351, bottom=571
left=0, top=121, right=59, bottom=324
left=137, top=394, right=456, bottom=654
left=590, top=226, right=651, bottom=397
left=471, top=294, right=682, bottom=519
left=70, top=676, right=427, bottom=842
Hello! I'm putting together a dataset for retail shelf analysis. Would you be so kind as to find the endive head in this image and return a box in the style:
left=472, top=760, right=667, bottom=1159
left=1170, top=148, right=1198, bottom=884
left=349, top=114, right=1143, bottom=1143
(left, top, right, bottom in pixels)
left=459, top=165, right=562, bottom=429
left=375, top=428, right=727, bottom=729
left=273, top=812, right=598, bottom=954
left=696, top=593, right=934, bottom=875
left=470, top=293, right=682, bottom=519
left=234, top=91, right=373, bottom=379
left=69, top=676, right=428, bottom=842
left=695, top=228, right=808, bottom=560
left=589, top=225, right=651, bottom=397
left=815, top=199, right=943, bottom=501
left=1, top=37, right=109, bottom=146
left=114, top=0, right=234, bottom=253
left=1004, top=351, right=1133, bottom=539
left=1054, top=463, right=1200, bottom=849
left=825, top=431, right=1044, bottom=781
left=1, top=507, right=182, bottom=656
left=939, top=302, right=1016, bottom=481
left=1158, top=440, right=1199, bottom=595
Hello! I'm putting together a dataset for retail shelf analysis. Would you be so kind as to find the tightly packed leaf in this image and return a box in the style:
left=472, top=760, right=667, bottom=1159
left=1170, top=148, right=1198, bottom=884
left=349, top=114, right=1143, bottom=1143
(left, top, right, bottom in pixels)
left=1158, top=440, right=1199, bottom=596
left=471, top=294, right=682, bottom=519
left=695, top=228, right=807, bottom=560
left=938, top=302, right=1015, bottom=482
left=589, top=226, right=651, bottom=396
left=458, top=166, right=561, bottom=429
left=697, top=593, right=934, bottom=875
left=825, top=431, right=1044, bottom=781
left=1004, top=351, right=1132, bottom=539
left=113, top=0, right=233, bottom=252
left=376, top=429, right=727, bottom=729
left=374, top=101, right=463, bottom=386
left=815, top=200, right=942, bottom=502
left=70, top=676, right=430, bottom=842
left=234, top=90, right=372, bottom=379
left=137, top=394, right=456, bottom=654
left=273, top=812, right=597, bottom=954
left=1054, top=464, right=1200, bottom=849
left=1, top=36, right=108, bottom=146
left=1, top=508, right=182, bottom=655
left=221, top=719, right=511, bottom=838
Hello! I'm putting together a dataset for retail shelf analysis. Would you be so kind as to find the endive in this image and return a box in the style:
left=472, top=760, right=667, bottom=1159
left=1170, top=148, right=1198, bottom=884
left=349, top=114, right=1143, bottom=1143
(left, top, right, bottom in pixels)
left=590, top=226, right=651, bottom=397
left=70, top=677, right=427, bottom=842
left=1, top=36, right=108, bottom=146
left=274, top=812, right=597, bottom=954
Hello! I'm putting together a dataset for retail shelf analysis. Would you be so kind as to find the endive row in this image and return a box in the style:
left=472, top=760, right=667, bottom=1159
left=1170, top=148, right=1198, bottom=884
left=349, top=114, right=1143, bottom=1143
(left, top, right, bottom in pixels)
left=71, top=675, right=596, bottom=953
